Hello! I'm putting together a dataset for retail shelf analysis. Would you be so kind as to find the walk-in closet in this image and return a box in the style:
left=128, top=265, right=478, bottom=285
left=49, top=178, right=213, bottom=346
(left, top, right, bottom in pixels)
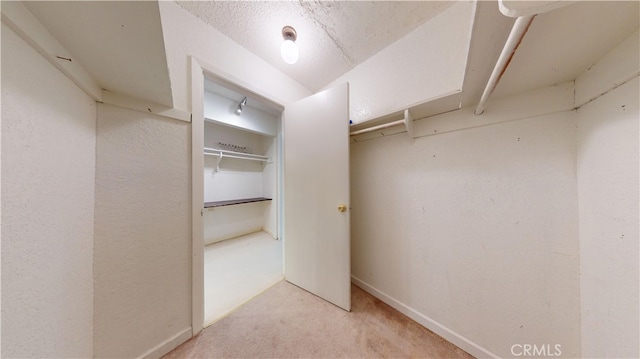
left=202, top=79, right=283, bottom=325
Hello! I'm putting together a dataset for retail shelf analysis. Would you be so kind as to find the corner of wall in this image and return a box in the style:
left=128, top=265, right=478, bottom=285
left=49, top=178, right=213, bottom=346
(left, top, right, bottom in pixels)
left=136, top=327, right=192, bottom=359
left=93, top=104, right=192, bottom=358
left=351, top=277, right=499, bottom=358
left=574, top=29, right=639, bottom=108
left=575, top=30, right=640, bottom=358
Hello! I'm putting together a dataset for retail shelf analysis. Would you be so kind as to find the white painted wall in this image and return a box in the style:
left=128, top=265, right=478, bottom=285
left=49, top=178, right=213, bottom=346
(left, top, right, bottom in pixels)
left=203, top=102, right=279, bottom=243
left=1, top=23, right=95, bottom=358
left=159, top=1, right=312, bottom=113
left=327, top=1, right=475, bottom=124
left=204, top=165, right=264, bottom=202
left=576, top=33, right=639, bottom=357
left=262, top=134, right=278, bottom=238
left=204, top=122, right=267, bottom=203
left=93, top=104, right=191, bottom=358
left=350, top=84, right=581, bottom=358
left=203, top=204, right=267, bottom=245
left=204, top=91, right=278, bottom=136
left=350, top=30, right=640, bottom=358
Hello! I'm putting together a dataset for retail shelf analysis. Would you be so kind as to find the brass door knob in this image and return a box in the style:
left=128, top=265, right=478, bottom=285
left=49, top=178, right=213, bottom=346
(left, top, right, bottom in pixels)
left=338, top=204, right=347, bottom=212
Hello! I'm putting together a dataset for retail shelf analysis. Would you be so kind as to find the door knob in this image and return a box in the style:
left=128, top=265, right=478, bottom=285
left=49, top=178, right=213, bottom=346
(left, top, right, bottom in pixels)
left=338, top=204, right=347, bottom=212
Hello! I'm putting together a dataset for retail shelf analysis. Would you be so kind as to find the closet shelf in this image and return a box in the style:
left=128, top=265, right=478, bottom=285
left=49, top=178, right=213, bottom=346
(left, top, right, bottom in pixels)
left=205, top=197, right=272, bottom=208
left=204, top=147, right=269, bottom=162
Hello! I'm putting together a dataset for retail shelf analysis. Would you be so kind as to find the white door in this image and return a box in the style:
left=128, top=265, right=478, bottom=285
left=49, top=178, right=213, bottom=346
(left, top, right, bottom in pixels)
left=283, top=83, right=351, bottom=311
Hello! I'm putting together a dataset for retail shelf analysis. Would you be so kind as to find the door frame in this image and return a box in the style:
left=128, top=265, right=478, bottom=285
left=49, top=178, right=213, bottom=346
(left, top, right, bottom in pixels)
left=190, top=57, right=286, bottom=336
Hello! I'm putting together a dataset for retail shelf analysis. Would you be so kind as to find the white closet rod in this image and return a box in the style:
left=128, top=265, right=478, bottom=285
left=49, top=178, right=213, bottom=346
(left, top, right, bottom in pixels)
left=220, top=153, right=267, bottom=162
left=204, top=152, right=267, bottom=162
left=349, top=119, right=405, bottom=136
left=203, top=147, right=268, bottom=162
left=474, top=15, right=536, bottom=115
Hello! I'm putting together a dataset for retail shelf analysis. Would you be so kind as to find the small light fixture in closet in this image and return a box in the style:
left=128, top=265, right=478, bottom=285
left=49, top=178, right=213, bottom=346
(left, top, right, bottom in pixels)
left=235, top=97, right=247, bottom=115
left=280, top=25, right=298, bottom=64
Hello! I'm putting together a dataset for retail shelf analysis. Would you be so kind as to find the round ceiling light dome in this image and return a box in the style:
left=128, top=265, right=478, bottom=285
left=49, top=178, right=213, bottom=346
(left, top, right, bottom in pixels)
left=281, top=26, right=298, bottom=64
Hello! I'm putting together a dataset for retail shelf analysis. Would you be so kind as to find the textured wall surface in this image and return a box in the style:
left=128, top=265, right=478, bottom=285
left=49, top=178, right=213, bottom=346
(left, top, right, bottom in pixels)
left=1, top=23, right=95, bottom=358
left=351, top=101, right=580, bottom=357
left=93, top=104, right=191, bottom=358
left=203, top=204, right=264, bottom=244
left=577, top=77, right=639, bottom=358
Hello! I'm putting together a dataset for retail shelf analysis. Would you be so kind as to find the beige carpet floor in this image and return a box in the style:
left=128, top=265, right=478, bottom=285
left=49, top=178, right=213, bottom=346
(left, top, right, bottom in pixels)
left=204, top=231, right=283, bottom=326
left=164, top=281, right=473, bottom=358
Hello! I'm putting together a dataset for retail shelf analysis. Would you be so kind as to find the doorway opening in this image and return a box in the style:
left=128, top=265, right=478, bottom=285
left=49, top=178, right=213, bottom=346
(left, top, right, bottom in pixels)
left=190, top=57, right=352, bottom=337
left=201, top=77, right=285, bottom=326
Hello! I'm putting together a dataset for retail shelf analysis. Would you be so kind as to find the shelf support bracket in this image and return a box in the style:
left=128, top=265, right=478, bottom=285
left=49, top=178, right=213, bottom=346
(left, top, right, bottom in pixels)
left=404, top=109, right=415, bottom=140
left=214, top=154, right=222, bottom=172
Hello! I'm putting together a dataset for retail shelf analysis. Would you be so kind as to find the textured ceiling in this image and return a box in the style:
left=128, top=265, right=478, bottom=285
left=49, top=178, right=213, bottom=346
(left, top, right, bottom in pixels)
left=176, top=1, right=454, bottom=92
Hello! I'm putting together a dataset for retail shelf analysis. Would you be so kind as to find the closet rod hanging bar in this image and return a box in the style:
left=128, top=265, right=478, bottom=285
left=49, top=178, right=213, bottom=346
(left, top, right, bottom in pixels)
left=203, top=147, right=269, bottom=162
left=474, top=15, right=536, bottom=115
left=349, top=119, right=405, bottom=136
left=220, top=153, right=268, bottom=162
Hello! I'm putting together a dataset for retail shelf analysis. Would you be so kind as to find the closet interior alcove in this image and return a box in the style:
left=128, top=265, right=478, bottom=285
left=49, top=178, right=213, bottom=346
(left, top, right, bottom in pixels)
left=202, top=78, right=283, bottom=326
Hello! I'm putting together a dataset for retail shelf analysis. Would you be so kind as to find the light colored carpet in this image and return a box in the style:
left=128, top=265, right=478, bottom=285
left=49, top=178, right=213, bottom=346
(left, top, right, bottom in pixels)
left=204, top=231, right=283, bottom=326
left=165, top=281, right=473, bottom=358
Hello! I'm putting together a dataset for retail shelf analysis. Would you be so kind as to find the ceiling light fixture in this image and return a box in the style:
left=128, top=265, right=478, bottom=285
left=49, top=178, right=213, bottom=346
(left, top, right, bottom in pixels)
left=236, top=97, right=247, bottom=115
left=281, top=25, right=298, bottom=64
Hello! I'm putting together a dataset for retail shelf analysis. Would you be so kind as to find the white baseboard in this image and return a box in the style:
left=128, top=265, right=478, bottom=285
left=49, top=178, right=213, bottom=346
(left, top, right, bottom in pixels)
left=204, top=227, right=262, bottom=245
left=351, top=276, right=498, bottom=359
left=262, top=226, right=277, bottom=239
left=138, top=326, right=192, bottom=359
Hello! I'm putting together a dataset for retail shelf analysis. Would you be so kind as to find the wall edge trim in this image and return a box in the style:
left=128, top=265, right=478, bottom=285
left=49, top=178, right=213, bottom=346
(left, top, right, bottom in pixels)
left=1, top=1, right=103, bottom=101
left=262, top=227, right=277, bottom=240
left=574, top=73, right=640, bottom=110
left=204, top=227, right=263, bottom=246
left=137, top=326, right=192, bottom=359
left=101, top=91, right=191, bottom=122
left=574, top=29, right=640, bottom=108
left=351, top=276, right=499, bottom=359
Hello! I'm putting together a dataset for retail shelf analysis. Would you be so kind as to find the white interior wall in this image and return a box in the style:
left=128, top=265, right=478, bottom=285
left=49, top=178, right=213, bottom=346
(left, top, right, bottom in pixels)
left=204, top=91, right=278, bottom=136
left=350, top=29, right=640, bottom=358
left=262, top=134, right=278, bottom=238
left=204, top=122, right=265, bottom=202
left=203, top=204, right=267, bottom=245
left=203, top=97, right=279, bottom=243
left=350, top=85, right=581, bottom=358
left=93, top=104, right=191, bottom=358
left=204, top=165, right=264, bottom=202
left=576, top=47, right=639, bottom=358
left=1, top=23, right=95, bottom=358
